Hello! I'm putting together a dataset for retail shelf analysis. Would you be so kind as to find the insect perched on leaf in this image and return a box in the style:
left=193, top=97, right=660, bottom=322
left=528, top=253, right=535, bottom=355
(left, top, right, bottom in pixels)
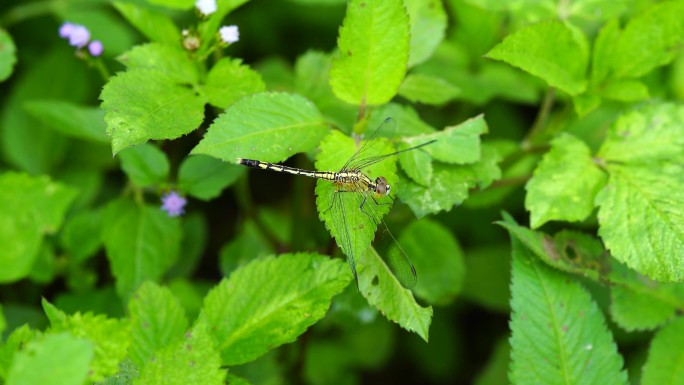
left=238, top=118, right=435, bottom=289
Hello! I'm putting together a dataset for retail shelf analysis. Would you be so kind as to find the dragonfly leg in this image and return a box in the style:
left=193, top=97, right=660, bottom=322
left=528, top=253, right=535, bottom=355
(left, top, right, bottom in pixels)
left=358, top=194, right=375, bottom=222
left=371, top=195, right=391, bottom=207
left=324, top=189, right=354, bottom=214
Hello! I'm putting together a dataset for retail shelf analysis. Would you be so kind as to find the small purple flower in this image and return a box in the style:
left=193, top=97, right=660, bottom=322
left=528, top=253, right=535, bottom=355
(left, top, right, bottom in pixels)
left=161, top=191, right=187, bottom=217
left=219, top=25, right=239, bottom=44
left=59, top=22, right=76, bottom=38
left=88, top=40, right=103, bottom=57
left=68, top=25, right=90, bottom=48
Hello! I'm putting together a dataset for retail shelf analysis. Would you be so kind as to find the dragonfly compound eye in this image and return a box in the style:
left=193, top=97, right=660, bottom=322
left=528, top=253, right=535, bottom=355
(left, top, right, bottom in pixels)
left=375, top=177, right=389, bottom=195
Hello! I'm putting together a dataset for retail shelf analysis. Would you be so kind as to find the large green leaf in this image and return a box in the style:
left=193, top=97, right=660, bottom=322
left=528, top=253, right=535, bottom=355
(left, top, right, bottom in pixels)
left=596, top=103, right=684, bottom=282
left=641, top=317, right=684, bottom=385
left=0, top=28, right=16, bottom=82
left=612, top=1, right=684, bottom=79
left=118, top=143, right=170, bottom=188
left=23, top=100, right=108, bottom=143
left=118, top=43, right=198, bottom=84
left=192, top=92, right=328, bottom=163
left=398, top=218, right=465, bottom=305
left=128, top=282, right=189, bottom=368
left=404, top=0, right=447, bottom=67
left=397, top=73, right=461, bottom=105
left=100, top=69, right=207, bottom=154
left=102, top=199, right=182, bottom=298
left=5, top=333, right=94, bottom=385
left=134, top=319, right=225, bottom=385
left=42, top=300, right=130, bottom=382
left=486, top=21, right=588, bottom=95
left=610, top=280, right=684, bottom=332
left=329, top=0, right=410, bottom=105
left=203, top=253, right=351, bottom=365
left=525, top=133, right=607, bottom=228
left=0, top=172, right=77, bottom=283
left=205, top=58, right=266, bottom=109
left=508, top=235, right=628, bottom=385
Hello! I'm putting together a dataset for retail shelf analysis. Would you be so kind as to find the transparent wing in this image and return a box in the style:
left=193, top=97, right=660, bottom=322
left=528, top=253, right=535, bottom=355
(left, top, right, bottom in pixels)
left=342, top=117, right=397, bottom=171
left=358, top=190, right=418, bottom=289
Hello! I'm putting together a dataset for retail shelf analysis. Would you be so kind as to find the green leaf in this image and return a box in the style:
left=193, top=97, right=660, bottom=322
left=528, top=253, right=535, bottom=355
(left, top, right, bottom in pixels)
left=0, top=172, right=77, bottom=283
left=205, top=58, right=266, bottom=109
left=294, top=50, right=356, bottom=130
left=590, top=18, right=620, bottom=86
left=610, top=278, right=684, bottom=331
left=612, top=1, right=684, bottom=79
left=197, top=0, right=251, bottom=56
left=598, top=80, right=649, bottom=102
left=128, top=282, right=189, bottom=368
left=178, top=155, right=243, bottom=200
left=5, top=333, right=94, bottom=385
left=525, top=133, right=606, bottom=228
left=101, top=69, right=207, bottom=154
left=134, top=319, right=225, bottom=385
left=203, top=253, right=351, bottom=365
left=357, top=247, right=432, bottom=341
left=641, top=317, right=684, bottom=385
left=368, top=103, right=435, bottom=136
left=596, top=103, right=684, bottom=282
left=397, top=74, right=460, bottom=105
left=473, top=337, right=510, bottom=385
left=399, top=144, right=502, bottom=218
left=0, top=29, right=17, bottom=82
left=404, top=0, right=447, bottom=67
left=403, top=115, right=487, bottom=164
left=486, top=21, right=588, bottom=95
left=329, top=0, right=410, bottom=105
left=147, top=0, right=195, bottom=9
left=102, top=199, right=182, bottom=298
left=167, top=213, right=208, bottom=278
left=118, top=43, right=199, bottom=84
left=398, top=218, right=465, bottom=305
left=23, top=100, right=108, bottom=143
left=112, top=2, right=181, bottom=45
left=118, top=143, right=170, bottom=188
left=60, top=210, right=102, bottom=263
left=0, top=325, right=38, bottom=379
left=192, top=92, right=328, bottom=163
left=219, top=220, right=274, bottom=276
left=0, top=303, right=5, bottom=337
left=508, top=235, right=628, bottom=385
left=43, top=300, right=130, bottom=382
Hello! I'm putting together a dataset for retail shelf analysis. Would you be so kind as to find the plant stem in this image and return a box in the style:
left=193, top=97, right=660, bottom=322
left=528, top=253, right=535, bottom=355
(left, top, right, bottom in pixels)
left=523, top=87, right=556, bottom=148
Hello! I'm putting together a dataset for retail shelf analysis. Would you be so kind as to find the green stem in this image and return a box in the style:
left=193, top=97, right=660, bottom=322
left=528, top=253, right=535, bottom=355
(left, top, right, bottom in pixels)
left=92, top=58, right=110, bottom=81
left=523, top=87, right=556, bottom=148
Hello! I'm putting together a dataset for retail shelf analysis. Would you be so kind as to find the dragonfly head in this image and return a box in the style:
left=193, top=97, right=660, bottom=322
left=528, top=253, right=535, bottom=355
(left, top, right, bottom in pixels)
left=375, top=176, right=390, bottom=196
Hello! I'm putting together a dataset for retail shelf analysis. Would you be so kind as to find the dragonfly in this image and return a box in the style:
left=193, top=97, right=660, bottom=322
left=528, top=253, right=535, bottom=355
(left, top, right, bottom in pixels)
left=237, top=118, right=435, bottom=289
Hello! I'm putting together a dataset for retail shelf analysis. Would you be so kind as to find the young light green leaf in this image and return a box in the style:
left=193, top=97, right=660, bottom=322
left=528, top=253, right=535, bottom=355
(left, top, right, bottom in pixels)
left=112, top=2, right=181, bottom=45
left=398, top=218, right=465, bottom=305
left=368, top=103, right=436, bottom=137
left=329, top=0, right=410, bottom=105
left=205, top=58, right=266, bottom=109
left=100, top=69, right=207, bottom=154
left=590, top=18, right=619, bottom=87
left=404, top=0, right=447, bottom=67
left=508, top=236, right=628, bottom=385
left=192, top=92, right=328, bottom=163
left=0, top=172, right=77, bottom=283
left=203, top=253, right=351, bottom=365
left=178, top=155, right=243, bottom=200
left=596, top=103, right=684, bottom=282
left=23, top=100, right=108, bottom=143
left=128, top=282, right=189, bottom=368
left=102, top=199, right=182, bottom=298
left=641, top=317, right=684, bottom=385
left=525, top=133, right=606, bottom=228
left=42, top=300, right=130, bottom=382
left=486, top=21, right=589, bottom=95
left=0, top=325, right=38, bottom=379
left=398, top=73, right=461, bottom=105
left=612, top=1, right=684, bottom=79
left=5, top=333, right=94, bottom=385
left=60, top=210, right=102, bottom=263
left=147, top=0, right=195, bottom=9
left=134, top=319, right=225, bottom=385
left=398, top=140, right=434, bottom=186
left=118, top=43, right=199, bottom=84
left=403, top=115, right=487, bottom=164
left=598, top=79, right=649, bottom=102
left=0, top=29, right=17, bottom=81
left=399, top=144, right=502, bottom=218
left=118, top=143, right=170, bottom=188
left=357, top=247, right=432, bottom=341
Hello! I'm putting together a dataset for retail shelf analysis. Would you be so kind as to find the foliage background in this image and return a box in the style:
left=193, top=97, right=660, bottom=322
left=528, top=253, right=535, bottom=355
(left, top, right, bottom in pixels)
left=1, top=0, right=684, bottom=384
